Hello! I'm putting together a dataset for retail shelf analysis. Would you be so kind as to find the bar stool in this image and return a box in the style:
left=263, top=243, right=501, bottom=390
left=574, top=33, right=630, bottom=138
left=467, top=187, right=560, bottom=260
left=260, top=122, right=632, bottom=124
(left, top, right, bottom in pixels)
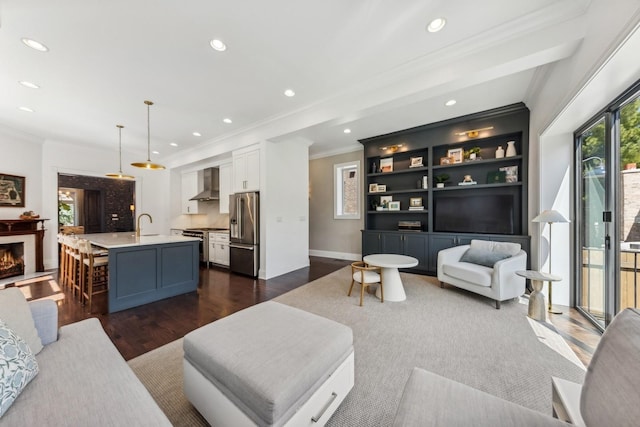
left=64, top=236, right=83, bottom=299
left=78, top=239, right=109, bottom=313
left=57, top=234, right=68, bottom=288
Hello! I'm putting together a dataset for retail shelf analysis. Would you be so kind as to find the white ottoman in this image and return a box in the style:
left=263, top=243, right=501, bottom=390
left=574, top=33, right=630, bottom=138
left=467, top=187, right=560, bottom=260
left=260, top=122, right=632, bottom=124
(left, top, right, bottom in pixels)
left=183, top=301, right=354, bottom=427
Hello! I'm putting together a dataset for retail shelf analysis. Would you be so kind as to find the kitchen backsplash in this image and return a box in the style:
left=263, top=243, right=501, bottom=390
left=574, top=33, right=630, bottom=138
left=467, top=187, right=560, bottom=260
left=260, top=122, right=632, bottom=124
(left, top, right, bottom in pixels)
left=171, top=200, right=229, bottom=230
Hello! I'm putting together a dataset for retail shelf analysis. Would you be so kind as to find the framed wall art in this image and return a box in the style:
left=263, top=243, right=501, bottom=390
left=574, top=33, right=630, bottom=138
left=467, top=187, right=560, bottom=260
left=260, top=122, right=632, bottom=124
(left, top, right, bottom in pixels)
left=0, top=174, right=25, bottom=207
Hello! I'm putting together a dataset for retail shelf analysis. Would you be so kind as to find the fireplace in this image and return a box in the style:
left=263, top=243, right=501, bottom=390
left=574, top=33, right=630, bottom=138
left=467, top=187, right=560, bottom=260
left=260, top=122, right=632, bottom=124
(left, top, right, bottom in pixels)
left=0, top=242, right=25, bottom=280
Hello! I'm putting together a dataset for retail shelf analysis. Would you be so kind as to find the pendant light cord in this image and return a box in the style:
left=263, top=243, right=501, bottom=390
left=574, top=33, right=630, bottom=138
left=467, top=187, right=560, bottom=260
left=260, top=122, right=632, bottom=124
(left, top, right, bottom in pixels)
left=118, top=125, right=123, bottom=172
left=145, top=100, right=153, bottom=162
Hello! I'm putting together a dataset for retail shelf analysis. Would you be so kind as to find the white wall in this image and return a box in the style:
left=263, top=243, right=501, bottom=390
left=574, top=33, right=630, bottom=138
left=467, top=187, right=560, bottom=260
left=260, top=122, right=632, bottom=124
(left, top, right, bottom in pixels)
left=261, top=140, right=310, bottom=279
left=0, top=131, right=43, bottom=218
left=527, top=1, right=640, bottom=305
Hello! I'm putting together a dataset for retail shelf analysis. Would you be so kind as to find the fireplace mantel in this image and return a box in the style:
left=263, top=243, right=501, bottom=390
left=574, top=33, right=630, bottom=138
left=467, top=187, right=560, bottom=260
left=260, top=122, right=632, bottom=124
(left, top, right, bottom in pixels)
left=0, top=219, right=48, bottom=271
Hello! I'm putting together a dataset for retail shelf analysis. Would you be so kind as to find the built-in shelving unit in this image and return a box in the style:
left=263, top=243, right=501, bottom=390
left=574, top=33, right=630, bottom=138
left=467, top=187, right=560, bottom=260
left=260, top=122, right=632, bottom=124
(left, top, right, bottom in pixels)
left=359, top=103, right=531, bottom=273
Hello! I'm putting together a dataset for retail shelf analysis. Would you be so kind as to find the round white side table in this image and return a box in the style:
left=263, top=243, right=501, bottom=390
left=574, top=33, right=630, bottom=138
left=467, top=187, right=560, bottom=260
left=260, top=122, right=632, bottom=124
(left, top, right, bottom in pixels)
left=362, top=254, right=418, bottom=302
left=516, top=270, right=562, bottom=321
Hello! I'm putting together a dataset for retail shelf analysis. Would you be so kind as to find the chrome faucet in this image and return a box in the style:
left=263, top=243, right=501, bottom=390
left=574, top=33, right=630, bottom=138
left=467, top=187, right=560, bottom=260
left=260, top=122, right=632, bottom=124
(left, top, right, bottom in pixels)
left=136, top=213, right=153, bottom=237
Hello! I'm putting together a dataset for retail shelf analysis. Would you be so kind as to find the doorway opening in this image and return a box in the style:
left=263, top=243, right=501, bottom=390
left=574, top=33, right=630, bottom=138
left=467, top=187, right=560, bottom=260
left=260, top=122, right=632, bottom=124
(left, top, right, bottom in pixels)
left=57, top=174, right=136, bottom=234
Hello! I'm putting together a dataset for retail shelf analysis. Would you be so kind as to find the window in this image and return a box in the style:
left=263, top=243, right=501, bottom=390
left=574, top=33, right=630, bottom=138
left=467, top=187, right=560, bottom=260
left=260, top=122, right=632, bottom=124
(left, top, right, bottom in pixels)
left=334, top=161, right=360, bottom=219
left=58, top=189, right=77, bottom=226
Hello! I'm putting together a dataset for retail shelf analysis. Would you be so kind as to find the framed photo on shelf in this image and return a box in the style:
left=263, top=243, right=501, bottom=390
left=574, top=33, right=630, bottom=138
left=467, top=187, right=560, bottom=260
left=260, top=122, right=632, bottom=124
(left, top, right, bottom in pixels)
left=380, top=157, right=393, bottom=173
left=440, top=156, right=454, bottom=165
left=368, top=183, right=379, bottom=193
left=409, top=156, right=423, bottom=168
left=0, top=173, right=25, bottom=207
left=447, top=148, right=463, bottom=164
left=410, top=197, right=422, bottom=207
left=380, top=195, right=392, bottom=209
left=388, top=201, right=400, bottom=211
left=377, top=184, right=387, bottom=192
left=499, top=166, right=519, bottom=183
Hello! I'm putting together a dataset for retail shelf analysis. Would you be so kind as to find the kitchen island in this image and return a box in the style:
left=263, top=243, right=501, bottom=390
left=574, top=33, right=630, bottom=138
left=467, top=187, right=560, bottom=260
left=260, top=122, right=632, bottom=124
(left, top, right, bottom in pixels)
left=78, top=232, right=200, bottom=313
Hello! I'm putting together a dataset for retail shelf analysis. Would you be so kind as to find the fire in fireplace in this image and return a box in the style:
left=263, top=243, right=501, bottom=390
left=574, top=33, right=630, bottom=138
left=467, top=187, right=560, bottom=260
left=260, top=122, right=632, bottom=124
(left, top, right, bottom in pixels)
left=0, top=242, right=25, bottom=280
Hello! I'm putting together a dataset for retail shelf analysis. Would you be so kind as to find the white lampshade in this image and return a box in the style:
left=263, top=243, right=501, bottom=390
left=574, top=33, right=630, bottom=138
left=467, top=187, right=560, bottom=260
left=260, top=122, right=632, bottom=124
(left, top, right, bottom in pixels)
left=532, top=210, right=570, bottom=224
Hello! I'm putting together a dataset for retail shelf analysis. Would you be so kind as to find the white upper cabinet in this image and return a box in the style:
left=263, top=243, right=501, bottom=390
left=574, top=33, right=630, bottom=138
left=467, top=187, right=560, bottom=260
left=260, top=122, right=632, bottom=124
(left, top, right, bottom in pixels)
left=219, top=163, right=232, bottom=214
left=232, top=147, right=260, bottom=192
left=181, top=171, right=199, bottom=214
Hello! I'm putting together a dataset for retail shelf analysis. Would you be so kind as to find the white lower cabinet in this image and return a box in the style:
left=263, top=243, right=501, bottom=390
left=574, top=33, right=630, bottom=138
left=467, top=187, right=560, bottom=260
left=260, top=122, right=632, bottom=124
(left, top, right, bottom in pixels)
left=209, top=232, right=230, bottom=267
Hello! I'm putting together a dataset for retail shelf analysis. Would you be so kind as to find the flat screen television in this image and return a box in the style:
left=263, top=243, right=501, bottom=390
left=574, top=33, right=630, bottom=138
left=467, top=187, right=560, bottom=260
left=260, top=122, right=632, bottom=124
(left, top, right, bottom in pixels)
left=434, top=193, right=520, bottom=235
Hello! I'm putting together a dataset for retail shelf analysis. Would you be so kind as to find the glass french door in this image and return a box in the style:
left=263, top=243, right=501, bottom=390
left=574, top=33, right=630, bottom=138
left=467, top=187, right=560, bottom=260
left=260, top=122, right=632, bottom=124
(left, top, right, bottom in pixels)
left=578, top=117, right=608, bottom=329
left=617, top=93, right=640, bottom=312
left=576, top=83, right=640, bottom=330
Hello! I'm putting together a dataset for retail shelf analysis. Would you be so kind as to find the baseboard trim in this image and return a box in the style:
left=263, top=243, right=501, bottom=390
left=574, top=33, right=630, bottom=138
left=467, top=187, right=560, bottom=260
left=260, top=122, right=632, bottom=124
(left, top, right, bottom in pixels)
left=309, top=249, right=361, bottom=261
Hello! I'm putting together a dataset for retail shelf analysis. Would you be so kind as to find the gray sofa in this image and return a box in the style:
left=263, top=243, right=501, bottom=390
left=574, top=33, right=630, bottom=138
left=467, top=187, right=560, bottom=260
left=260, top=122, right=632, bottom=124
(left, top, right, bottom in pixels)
left=1, top=298, right=171, bottom=425
left=393, top=308, right=640, bottom=426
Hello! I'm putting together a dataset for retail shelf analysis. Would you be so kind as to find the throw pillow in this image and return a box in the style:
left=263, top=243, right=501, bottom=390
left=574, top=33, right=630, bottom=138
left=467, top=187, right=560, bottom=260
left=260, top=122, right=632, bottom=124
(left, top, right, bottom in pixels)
left=0, top=319, right=39, bottom=418
left=470, top=239, right=521, bottom=256
left=0, top=288, right=43, bottom=355
left=460, top=248, right=511, bottom=268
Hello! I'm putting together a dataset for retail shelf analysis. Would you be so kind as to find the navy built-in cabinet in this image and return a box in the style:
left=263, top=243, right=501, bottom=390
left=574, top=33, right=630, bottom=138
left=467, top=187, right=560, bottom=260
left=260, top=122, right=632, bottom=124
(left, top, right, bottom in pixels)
left=360, top=103, right=531, bottom=274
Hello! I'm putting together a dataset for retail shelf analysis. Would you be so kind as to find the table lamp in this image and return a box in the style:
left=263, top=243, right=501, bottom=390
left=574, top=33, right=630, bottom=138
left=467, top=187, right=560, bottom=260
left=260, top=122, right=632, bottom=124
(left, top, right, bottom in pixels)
left=532, top=209, right=570, bottom=314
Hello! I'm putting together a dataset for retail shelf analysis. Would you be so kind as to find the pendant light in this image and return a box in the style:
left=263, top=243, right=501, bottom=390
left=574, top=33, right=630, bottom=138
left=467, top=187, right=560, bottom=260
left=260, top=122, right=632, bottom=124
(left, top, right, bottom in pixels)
left=106, top=125, right=135, bottom=179
left=131, top=100, right=165, bottom=170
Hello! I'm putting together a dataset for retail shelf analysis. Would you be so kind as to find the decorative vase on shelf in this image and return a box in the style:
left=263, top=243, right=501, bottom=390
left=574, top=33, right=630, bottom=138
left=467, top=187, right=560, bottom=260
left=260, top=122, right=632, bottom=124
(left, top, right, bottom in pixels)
left=495, top=146, right=505, bottom=158
left=506, top=141, right=516, bottom=157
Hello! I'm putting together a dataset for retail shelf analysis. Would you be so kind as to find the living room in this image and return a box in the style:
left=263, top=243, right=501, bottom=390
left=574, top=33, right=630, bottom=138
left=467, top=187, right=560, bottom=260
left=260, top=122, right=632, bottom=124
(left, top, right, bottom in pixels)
left=1, top=1, right=640, bottom=425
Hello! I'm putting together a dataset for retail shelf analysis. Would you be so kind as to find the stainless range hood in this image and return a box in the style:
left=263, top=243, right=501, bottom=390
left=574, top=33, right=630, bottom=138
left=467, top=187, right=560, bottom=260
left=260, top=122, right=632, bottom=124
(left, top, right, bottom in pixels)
left=190, top=167, right=219, bottom=201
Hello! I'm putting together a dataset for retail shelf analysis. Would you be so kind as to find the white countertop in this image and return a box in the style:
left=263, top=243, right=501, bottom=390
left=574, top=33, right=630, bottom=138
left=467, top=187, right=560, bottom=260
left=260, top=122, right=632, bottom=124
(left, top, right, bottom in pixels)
left=75, top=232, right=200, bottom=249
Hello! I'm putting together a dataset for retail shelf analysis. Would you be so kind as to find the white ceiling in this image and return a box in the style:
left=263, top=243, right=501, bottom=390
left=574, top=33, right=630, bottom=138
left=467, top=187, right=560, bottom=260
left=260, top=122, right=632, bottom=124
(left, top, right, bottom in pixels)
left=0, top=0, right=590, bottom=163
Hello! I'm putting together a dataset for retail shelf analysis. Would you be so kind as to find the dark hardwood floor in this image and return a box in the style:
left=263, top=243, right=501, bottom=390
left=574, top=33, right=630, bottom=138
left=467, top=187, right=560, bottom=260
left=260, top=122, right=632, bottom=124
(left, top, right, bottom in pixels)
left=11, top=258, right=602, bottom=365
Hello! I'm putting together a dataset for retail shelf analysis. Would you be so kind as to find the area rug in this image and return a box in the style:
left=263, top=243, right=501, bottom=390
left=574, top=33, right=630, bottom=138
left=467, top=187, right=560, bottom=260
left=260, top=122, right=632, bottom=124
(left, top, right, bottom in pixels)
left=128, top=267, right=585, bottom=426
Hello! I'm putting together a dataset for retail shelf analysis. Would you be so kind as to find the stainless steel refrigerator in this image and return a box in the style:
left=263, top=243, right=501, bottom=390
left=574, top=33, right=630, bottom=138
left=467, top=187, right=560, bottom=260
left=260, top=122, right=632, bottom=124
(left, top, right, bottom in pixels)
left=229, top=191, right=259, bottom=277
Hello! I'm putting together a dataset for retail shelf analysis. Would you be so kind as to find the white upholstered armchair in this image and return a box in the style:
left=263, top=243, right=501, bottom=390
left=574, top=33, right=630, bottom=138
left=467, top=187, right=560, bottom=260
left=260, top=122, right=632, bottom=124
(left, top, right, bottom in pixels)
left=437, top=239, right=527, bottom=309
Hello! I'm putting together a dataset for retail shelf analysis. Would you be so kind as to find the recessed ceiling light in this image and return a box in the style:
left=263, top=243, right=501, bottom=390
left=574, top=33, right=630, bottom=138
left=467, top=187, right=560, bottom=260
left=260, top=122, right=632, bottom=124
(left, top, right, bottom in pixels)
left=152, top=150, right=160, bottom=155
left=170, top=142, right=178, bottom=147
left=193, top=132, right=201, bottom=137
left=223, top=118, right=232, bottom=124
left=19, top=81, right=40, bottom=89
left=343, top=129, right=351, bottom=134
left=21, top=38, right=49, bottom=52
left=18, top=106, right=34, bottom=112
left=210, top=39, right=227, bottom=52
left=445, top=99, right=457, bottom=107
left=427, top=18, right=446, bottom=33
left=284, top=89, right=295, bottom=97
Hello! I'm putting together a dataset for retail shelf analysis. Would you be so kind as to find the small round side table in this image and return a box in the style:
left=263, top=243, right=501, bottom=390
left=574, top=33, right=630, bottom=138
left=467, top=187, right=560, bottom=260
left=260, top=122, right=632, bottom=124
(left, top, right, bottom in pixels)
left=516, top=270, right=562, bottom=321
